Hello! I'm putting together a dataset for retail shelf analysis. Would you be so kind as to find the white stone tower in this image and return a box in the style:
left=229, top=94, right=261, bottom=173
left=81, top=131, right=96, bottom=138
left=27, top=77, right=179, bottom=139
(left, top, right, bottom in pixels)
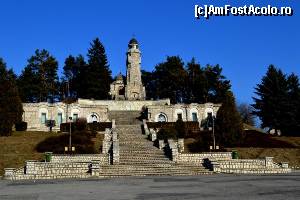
left=125, top=38, right=146, bottom=100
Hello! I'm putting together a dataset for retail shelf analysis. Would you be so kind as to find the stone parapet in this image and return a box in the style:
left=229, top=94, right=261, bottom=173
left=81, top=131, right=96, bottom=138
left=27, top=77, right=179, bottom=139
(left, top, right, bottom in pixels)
left=51, top=154, right=108, bottom=165
left=209, top=157, right=292, bottom=174
left=176, top=152, right=232, bottom=164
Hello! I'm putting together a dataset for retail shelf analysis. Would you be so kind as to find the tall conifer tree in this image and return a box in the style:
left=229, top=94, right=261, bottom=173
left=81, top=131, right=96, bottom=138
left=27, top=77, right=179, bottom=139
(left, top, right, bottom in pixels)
left=0, top=58, right=23, bottom=136
left=82, top=38, right=112, bottom=99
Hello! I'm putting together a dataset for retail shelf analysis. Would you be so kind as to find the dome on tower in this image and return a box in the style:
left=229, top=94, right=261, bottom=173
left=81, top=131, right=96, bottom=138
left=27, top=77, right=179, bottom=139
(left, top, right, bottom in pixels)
left=116, top=73, right=123, bottom=81
left=129, top=38, right=138, bottom=45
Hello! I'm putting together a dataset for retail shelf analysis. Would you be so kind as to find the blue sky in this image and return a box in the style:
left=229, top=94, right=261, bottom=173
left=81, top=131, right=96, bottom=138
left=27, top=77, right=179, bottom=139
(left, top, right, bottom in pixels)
left=0, top=0, right=299, bottom=104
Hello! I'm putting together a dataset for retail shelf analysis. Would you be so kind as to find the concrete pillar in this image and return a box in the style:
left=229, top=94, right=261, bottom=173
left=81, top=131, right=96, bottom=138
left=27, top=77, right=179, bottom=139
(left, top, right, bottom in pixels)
left=4, top=168, right=15, bottom=179
left=150, top=129, right=157, bottom=141
left=178, top=138, right=184, bottom=153
left=112, top=119, right=116, bottom=129
left=281, top=162, right=289, bottom=168
left=90, top=160, right=100, bottom=176
left=158, top=140, right=165, bottom=150
left=265, top=157, right=274, bottom=168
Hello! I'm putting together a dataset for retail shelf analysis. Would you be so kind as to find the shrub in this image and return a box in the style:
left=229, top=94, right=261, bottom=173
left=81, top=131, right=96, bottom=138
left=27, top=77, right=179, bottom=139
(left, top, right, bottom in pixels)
left=15, top=121, right=27, bottom=131
left=87, top=122, right=112, bottom=132
left=75, top=118, right=87, bottom=131
left=36, top=130, right=96, bottom=154
left=60, top=122, right=112, bottom=132
left=157, top=127, right=177, bottom=142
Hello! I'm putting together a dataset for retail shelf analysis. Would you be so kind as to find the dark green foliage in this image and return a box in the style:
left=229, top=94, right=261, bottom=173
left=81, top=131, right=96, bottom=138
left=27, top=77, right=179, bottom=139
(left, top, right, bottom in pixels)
left=0, top=58, right=23, bottom=136
left=62, top=55, right=87, bottom=99
left=174, top=119, right=186, bottom=138
left=60, top=122, right=112, bottom=132
left=215, top=91, right=244, bottom=147
left=253, top=65, right=300, bottom=135
left=142, top=57, right=231, bottom=104
left=187, top=131, right=220, bottom=152
left=157, top=127, right=178, bottom=141
left=241, top=131, right=296, bottom=148
left=153, top=56, right=188, bottom=103
left=141, top=70, right=155, bottom=100
left=15, top=122, right=28, bottom=131
left=147, top=122, right=200, bottom=134
left=18, top=49, right=59, bottom=102
left=186, top=58, right=207, bottom=103
left=78, top=38, right=112, bottom=99
left=35, top=131, right=95, bottom=154
left=155, top=120, right=199, bottom=141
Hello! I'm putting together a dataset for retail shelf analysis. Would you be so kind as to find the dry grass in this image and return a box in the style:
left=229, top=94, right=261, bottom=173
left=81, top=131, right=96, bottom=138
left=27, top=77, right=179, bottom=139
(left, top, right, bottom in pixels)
left=185, top=135, right=300, bottom=168
left=0, top=131, right=61, bottom=175
left=227, top=137, right=300, bottom=168
left=0, top=131, right=104, bottom=176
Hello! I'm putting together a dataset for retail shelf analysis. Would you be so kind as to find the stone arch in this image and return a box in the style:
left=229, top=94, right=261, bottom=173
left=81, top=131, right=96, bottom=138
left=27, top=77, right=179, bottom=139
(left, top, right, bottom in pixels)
left=39, top=107, right=49, bottom=124
left=87, top=112, right=100, bottom=123
left=56, top=108, right=64, bottom=125
left=190, top=108, right=199, bottom=122
left=174, top=108, right=184, bottom=121
left=71, top=108, right=80, bottom=121
left=155, top=112, right=168, bottom=122
left=204, top=108, right=214, bottom=118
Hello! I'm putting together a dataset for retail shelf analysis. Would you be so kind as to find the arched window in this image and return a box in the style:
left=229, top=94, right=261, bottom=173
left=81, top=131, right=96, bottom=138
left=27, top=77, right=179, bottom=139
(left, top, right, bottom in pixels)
left=88, top=113, right=99, bottom=123
left=158, top=113, right=167, bottom=122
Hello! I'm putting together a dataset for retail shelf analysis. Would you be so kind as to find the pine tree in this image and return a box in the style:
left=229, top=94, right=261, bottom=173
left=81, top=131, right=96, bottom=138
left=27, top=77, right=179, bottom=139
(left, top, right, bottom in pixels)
left=186, top=58, right=207, bottom=103
left=253, top=65, right=289, bottom=134
left=19, top=49, right=59, bottom=102
left=82, top=38, right=112, bottom=99
left=215, top=91, right=244, bottom=147
left=285, top=73, right=300, bottom=135
left=153, top=56, right=188, bottom=103
left=204, top=64, right=231, bottom=103
left=0, top=58, right=23, bottom=136
left=141, top=70, right=156, bottom=100
left=17, top=65, right=40, bottom=102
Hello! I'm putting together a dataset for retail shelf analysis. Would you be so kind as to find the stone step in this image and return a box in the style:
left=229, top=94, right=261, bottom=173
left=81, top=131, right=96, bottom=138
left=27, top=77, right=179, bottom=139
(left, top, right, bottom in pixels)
left=120, top=154, right=167, bottom=158
left=100, top=168, right=209, bottom=174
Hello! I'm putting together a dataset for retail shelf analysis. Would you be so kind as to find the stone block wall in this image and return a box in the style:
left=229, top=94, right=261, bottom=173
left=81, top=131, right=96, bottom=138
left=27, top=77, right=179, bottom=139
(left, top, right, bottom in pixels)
left=210, top=157, right=292, bottom=174
left=176, top=152, right=232, bottom=164
left=51, top=154, right=109, bottom=165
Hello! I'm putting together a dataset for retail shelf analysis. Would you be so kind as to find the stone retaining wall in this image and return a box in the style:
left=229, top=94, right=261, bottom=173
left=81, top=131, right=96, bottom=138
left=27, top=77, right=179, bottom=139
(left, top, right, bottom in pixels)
left=210, top=157, right=292, bottom=174
left=51, top=154, right=109, bottom=165
left=4, top=160, right=101, bottom=180
left=25, top=161, right=90, bottom=175
left=177, top=152, right=232, bottom=164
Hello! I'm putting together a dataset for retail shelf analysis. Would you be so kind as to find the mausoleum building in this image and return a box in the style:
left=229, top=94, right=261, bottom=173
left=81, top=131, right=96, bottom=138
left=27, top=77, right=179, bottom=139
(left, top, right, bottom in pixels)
left=22, top=38, right=221, bottom=131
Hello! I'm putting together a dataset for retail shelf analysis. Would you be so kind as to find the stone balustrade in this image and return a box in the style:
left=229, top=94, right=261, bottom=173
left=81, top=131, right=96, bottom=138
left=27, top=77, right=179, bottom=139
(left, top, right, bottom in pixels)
left=102, top=128, right=113, bottom=154
left=158, top=140, right=165, bottom=150
left=143, top=120, right=150, bottom=136
left=150, top=129, right=157, bottom=141
left=112, top=128, right=119, bottom=164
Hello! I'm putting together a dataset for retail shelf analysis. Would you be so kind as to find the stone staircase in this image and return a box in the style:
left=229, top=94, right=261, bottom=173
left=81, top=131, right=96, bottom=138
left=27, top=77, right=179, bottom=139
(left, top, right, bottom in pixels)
left=109, top=111, right=142, bottom=125
left=99, top=122, right=211, bottom=177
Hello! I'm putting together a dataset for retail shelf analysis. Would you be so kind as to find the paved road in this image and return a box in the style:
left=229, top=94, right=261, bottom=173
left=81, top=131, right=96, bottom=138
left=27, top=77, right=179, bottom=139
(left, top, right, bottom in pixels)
left=0, top=173, right=299, bottom=200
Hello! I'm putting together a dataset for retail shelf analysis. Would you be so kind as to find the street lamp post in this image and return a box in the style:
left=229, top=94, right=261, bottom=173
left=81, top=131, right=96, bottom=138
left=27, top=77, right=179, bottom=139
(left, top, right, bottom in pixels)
left=212, top=116, right=216, bottom=150
left=69, top=116, right=72, bottom=153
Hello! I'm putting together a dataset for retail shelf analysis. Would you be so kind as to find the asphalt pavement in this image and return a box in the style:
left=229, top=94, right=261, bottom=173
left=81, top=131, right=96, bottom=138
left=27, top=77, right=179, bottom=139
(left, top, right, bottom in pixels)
left=0, top=173, right=299, bottom=200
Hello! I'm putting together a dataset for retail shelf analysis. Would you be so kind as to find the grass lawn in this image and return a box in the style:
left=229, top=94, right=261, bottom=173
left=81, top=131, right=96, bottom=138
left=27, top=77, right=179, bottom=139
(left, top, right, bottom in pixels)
left=185, top=135, right=300, bottom=168
left=0, top=131, right=104, bottom=176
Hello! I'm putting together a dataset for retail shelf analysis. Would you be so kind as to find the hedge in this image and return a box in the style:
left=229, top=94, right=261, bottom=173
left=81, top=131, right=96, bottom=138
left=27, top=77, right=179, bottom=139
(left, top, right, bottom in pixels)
left=15, top=121, right=27, bottom=131
left=60, top=122, right=112, bottom=132
left=147, top=121, right=200, bottom=132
